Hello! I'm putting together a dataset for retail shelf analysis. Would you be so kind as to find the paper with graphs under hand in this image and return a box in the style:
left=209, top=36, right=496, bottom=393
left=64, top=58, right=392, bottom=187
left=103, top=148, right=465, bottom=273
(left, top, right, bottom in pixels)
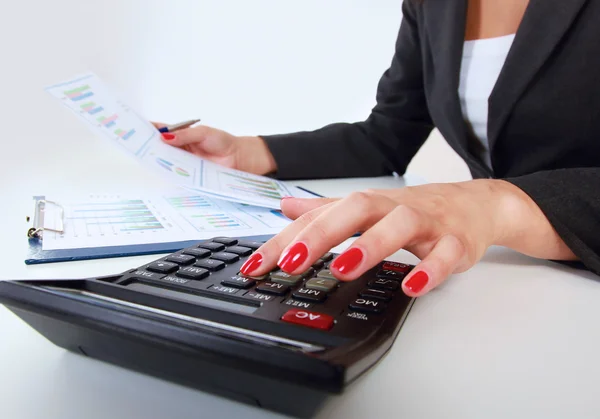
left=39, top=190, right=292, bottom=252
left=45, top=72, right=315, bottom=209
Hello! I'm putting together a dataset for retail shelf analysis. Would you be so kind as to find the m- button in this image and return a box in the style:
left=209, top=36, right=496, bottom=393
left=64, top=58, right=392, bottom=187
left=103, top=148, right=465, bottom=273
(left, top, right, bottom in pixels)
left=281, top=309, right=334, bottom=331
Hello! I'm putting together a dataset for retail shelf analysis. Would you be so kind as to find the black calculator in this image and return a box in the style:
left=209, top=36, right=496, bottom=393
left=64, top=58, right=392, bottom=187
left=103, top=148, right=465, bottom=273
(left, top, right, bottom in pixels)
left=0, top=235, right=415, bottom=418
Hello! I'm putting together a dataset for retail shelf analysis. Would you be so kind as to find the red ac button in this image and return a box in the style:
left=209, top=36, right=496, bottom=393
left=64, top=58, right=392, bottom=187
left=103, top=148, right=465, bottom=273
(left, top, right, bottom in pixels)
left=281, top=309, right=334, bottom=331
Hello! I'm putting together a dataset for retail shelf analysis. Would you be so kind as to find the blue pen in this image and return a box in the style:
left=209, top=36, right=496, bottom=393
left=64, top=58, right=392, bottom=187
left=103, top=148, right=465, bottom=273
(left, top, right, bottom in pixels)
left=158, top=119, right=201, bottom=133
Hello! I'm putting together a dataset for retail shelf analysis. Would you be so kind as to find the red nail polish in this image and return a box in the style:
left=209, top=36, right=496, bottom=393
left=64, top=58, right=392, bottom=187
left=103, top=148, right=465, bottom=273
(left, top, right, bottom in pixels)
left=331, top=248, right=363, bottom=274
left=162, top=133, right=175, bottom=141
left=404, top=271, right=429, bottom=294
left=278, top=242, right=308, bottom=272
left=240, top=253, right=262, bottom=275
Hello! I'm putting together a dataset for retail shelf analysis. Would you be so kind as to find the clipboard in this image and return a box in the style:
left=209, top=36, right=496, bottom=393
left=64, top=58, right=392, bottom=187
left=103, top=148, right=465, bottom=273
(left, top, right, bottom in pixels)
left=24, top=195, right=275, bottom=265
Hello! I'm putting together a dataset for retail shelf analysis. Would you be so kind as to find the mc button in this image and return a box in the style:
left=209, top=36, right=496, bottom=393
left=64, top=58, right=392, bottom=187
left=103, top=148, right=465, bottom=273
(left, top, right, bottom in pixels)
left=349, top=298, right=387, bottom=314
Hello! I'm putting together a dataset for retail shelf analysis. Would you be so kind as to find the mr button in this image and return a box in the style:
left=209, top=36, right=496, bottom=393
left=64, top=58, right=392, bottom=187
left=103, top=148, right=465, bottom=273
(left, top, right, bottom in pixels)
left=281, top=309, right=334, bottom=331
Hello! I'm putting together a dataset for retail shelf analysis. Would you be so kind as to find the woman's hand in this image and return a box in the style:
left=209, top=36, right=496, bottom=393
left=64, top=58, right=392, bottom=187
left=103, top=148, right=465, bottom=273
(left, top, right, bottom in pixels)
left=240, top=180, right=577, bottom=297
left=153, top=123, right=277, bottom=175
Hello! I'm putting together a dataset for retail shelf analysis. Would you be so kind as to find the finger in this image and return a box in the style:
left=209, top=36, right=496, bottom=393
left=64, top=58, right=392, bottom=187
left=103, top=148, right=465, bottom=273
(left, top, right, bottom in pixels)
left=329, top=204, right=432, bottom=281
left=275, top=192, right=396, bottom=275
left=401, top=234, right=467, bottom=297
left=239, top=202, right=334, bottom=277
left=280, top=197, right=338, bottom=220
left=160, top=125, right=210, bottom=147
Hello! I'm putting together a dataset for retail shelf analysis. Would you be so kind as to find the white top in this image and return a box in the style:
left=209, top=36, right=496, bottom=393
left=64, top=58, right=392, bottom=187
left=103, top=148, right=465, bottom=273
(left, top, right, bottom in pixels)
left=458, top=34, right=516, bottom=169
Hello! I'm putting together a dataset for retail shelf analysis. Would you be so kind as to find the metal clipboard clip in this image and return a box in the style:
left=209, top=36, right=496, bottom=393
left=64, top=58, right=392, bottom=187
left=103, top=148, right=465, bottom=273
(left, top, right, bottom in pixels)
left=26, top=199, right=65, bottom=240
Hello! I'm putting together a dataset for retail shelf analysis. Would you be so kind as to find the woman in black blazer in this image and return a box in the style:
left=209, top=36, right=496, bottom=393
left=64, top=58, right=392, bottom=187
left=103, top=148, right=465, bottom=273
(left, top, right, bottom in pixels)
left=158, top=0, right=600, bottom=297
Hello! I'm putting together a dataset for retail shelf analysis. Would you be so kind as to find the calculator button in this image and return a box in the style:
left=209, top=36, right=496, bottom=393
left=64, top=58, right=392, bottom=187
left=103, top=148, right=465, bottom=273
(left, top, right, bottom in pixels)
left=292, top=288, right=327, bottom=303
left=256, top=282, right=290, bottom=296
left=244, top=291, right=276, bottom=302
left=301, top=268, right=316, bottom=279
left=210, top=252, right=240, bottom=264
left=320, top=252, right=334, bottom=262
left=156, top=275, right=192, bottom=286
left=306, top=278, right=338, bottom=293
left=209, top=285, right=240, bottom=295
left=197, top=242, right=226, bottom=252
left=271, top=272, right=303, bottom=286
left=349, top=298, right=387, bottom=314
left=165, top=254, right=196, bottom=265
left=194, top=259, right=226, bottom=271
left=376, top=269, right=406, bottom=281
left=359, top=288, right=393, bottom=302
left=316, top=269, right=337, bottom=280
left=382, top=261, right=412, bottom=274
left=284, top=299, right=314, bottom=310
left=222, top=275, right=256, bottom=289
left=147, top=261, right=179, bottom=274
left=240, top=272, right=270, bottom=281
left=281, top=309, right=334, bottom=331
left=368, top=278, right=399, bottom=291
left=311, top=260, right=325, bottom=270
left=129, top=270, right=165, bottom=281
left=176, top=266, right=210, bottom=280
left=225, top=246, right=253, bottom=256
left=182, top=248, right=211, bottom=259
left=237, top=240, right=263, bottom=250
left=213, top=237, right=238, bottom=246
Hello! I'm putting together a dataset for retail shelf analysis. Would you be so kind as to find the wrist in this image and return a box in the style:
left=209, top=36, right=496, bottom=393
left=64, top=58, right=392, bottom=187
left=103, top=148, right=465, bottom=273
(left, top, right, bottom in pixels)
left=486, top=179, right=576, bottom=260
left=235, top=136, right=278, bottom=175
left=485, top=179, right=531, bottom=247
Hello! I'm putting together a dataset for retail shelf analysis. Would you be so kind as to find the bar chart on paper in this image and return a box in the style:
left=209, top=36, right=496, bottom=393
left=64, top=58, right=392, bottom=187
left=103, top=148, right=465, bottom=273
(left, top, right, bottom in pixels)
left=212, top=170, right=290, bottom=203
left=46, top=74, right=157, bottom=155
left=164, top=195, right=249, bottom=233
left=42, top=196, right=180, bottom=250
left=66, top=199, right=167, bottom=236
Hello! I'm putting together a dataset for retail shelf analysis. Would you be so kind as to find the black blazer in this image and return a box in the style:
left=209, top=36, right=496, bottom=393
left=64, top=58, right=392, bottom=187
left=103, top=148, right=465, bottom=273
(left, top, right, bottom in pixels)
left=262, top=0, right=600, bottom=274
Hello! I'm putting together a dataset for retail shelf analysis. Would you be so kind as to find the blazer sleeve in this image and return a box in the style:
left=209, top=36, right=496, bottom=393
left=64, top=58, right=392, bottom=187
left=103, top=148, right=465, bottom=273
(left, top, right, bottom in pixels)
left=504, top=168, right=600, bottom=274
left=261, top=0, right=433, bottom=180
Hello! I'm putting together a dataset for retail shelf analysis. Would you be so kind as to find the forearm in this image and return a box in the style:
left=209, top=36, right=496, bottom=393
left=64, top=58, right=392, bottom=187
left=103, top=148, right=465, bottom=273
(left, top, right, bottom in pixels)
left=260, top=122, right=398, bottom=180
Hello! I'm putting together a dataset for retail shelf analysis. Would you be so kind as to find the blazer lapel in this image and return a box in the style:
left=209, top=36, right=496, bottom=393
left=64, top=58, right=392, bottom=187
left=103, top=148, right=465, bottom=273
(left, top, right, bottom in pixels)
left=423, top=0, right=469, bottom=152
left=488, top=0, right=589, bottom=152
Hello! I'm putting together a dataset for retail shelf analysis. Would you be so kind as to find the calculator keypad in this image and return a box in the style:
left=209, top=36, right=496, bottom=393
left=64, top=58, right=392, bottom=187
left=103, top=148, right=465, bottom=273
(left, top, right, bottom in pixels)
left=115, top=237, right=414, bottom=339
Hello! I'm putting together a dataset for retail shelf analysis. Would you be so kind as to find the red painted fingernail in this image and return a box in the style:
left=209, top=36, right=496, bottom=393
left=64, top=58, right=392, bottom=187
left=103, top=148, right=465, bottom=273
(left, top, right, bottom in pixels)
left=331, top=247, right=363, bottom=274
left=240, top=253, right=263, bottom=275
left=404, top=271, right=429, bottom=294
left=162, top=133, right=175, bottom=141
left=278, top=242, right=309, bottom=272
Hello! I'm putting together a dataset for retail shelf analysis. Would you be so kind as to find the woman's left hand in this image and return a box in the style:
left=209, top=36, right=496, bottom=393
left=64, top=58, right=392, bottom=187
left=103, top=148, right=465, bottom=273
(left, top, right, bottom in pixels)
left=240, top=180, right=577, bottom=297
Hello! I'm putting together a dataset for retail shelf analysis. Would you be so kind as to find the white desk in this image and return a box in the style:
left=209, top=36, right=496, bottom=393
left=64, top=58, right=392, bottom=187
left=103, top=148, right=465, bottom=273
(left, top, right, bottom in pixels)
left=3, top=1, right=600, bottom=417
left=3, top=164, right=600, bottom=419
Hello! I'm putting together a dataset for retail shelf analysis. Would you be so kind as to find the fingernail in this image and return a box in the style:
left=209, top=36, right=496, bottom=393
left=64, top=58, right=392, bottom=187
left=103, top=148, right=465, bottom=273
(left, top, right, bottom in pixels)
left=240, top=253, right=263, bottom=275
left=278, top=242, right=309, bottom=272
left=281, top=196, right=293, bottom=201
left=330, top=247, right=363, bottom=274
left=162, top=133, right=175, bottom=141
left=404, top=271, right=429, bottom=294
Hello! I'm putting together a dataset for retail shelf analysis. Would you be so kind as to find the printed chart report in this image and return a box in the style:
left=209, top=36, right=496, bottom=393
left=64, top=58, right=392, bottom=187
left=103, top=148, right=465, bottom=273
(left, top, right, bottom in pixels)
left=42, top=191, right=292, bottom=251
left=45, top=73, right=316, bottom=209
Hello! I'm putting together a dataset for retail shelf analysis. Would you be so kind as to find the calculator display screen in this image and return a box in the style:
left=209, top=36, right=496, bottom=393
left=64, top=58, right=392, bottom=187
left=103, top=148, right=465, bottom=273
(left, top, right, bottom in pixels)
left=127, top=282, right=258, bottom=315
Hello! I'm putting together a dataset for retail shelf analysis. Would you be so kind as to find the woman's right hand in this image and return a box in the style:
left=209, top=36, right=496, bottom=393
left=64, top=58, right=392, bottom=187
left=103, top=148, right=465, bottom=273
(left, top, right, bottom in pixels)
left=153, top=123, right=277, bottom=175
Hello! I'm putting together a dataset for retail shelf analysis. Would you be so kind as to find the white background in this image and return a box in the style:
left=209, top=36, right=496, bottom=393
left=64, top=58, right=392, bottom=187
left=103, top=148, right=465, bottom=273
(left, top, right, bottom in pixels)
left=0, top=0, right=469, bottom=191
